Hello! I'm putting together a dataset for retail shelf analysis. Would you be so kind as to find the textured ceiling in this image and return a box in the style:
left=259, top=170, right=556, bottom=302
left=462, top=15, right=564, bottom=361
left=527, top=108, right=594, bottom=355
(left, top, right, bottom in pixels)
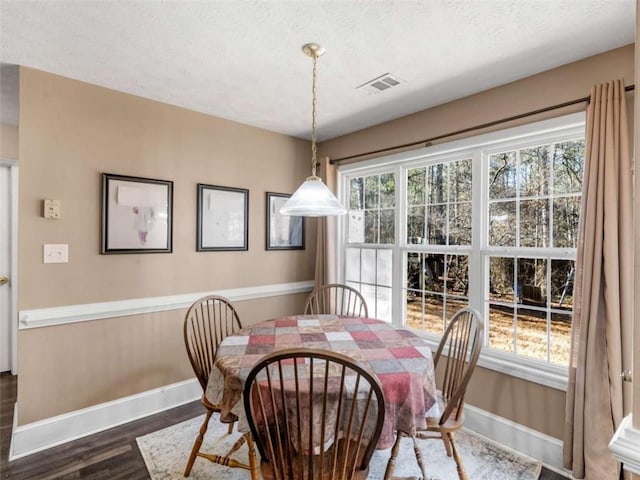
left=0, top=0, right=635, bottom=140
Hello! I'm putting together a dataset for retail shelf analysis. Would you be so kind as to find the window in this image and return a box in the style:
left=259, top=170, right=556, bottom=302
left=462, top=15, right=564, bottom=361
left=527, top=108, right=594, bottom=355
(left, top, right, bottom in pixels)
left=339, top=113, right=585, bottom=388
left=407, top=159, right=472, bottom=246
left=344, top=172, right=395, bottom=321
left=486, top=141, right=583, bottom=365
left=348, top=173, right=395, bottom=244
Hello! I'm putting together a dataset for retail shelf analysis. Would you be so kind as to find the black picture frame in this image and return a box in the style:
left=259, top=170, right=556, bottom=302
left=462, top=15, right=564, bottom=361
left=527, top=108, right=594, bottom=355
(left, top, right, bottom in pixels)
left=101, top=173, right=173, bottom=254
left=266, top=192, right=305, bottom=250
left=197, top=183, right=249, bottom=251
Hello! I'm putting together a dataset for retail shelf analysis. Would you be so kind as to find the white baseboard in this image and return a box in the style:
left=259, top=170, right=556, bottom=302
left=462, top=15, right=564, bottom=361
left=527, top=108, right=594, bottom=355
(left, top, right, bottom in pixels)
left=464, top=403, right=572, bottom=477
left=9, top=378, right=200, bottom=460
left=9, top=374, right=573, bottom=476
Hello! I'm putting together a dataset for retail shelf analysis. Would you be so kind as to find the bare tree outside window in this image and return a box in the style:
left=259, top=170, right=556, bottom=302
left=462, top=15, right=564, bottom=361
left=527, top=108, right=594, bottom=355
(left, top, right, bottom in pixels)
left=343, top=124, right=584, bottom=368
left=486, top=139, right=584, bottom=365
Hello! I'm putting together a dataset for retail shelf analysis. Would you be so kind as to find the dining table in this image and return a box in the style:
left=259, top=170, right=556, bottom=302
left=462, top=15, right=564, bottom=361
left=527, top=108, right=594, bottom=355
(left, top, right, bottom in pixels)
left=205, top=313, right=439, bottom=453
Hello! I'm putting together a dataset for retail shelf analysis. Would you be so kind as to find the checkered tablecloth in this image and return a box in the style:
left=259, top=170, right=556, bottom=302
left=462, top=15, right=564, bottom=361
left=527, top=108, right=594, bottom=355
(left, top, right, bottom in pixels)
left=205, top=314, right=437, bottom=449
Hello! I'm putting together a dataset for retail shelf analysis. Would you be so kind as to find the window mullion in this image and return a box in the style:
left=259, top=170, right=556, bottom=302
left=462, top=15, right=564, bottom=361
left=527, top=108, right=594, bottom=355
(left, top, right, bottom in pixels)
left=546, top=258, right=552, bottom=363
left=549, top=142, right=556, bottom=249
left=469, top=147, right=485, bottom=338
left=392, top=164, right=405, bottom=327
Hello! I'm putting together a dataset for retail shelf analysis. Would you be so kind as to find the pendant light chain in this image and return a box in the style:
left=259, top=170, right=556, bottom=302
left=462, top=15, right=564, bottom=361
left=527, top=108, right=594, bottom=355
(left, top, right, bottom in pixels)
left=310, top=50, right=318, bottom=178
left=278, top=43, right=346, bottom=217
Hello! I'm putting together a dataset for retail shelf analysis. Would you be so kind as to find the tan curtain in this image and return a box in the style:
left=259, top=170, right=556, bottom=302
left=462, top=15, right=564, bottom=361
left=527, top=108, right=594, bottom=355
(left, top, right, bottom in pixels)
left=314, top=156, right=339, bottom=287
left=563, top=80, right=632, bottom=479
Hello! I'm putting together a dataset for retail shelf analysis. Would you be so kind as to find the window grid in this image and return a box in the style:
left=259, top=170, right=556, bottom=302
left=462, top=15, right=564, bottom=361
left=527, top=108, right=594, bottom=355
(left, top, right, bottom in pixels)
left=345, top=246, right=394, bottom=322
left=339, top=115, right=585, bottom=375
left=407, top=159, right=472, bottom=247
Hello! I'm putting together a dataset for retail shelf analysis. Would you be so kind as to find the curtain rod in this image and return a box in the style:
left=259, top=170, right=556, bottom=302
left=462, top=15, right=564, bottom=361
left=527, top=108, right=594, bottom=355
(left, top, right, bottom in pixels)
left=329, top=84, right=635, bottom=165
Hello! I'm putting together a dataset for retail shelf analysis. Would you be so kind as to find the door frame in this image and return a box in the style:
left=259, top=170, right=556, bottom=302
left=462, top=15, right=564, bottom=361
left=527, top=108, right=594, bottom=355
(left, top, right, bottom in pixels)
left=1, top=158, right=18, bottom=375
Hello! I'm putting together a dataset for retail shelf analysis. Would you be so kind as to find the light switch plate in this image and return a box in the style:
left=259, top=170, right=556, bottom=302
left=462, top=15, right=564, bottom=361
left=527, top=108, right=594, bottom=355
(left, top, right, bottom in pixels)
left=43, top=199, right=61, bottom=219
left=43, top=244, right=68, bottom=263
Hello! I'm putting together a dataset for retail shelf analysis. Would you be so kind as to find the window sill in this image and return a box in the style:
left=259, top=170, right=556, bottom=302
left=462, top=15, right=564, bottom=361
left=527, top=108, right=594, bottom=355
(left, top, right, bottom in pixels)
left=410, top=332, right=568, bottom=392
left=610, top=414, right=640, bottom=475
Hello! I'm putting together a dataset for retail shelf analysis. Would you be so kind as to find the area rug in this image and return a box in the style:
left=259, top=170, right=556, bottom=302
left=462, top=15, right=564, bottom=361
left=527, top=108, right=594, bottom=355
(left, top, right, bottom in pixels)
left=137, top=414, right=541, bottom=480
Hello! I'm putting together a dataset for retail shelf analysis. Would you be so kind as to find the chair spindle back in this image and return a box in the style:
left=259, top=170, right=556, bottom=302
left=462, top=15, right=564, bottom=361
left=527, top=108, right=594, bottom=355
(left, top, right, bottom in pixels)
left=304, top=284, right=369, bottom=318
left=433, top=307, right=483, bottom=425
left=243, top=348, right=385, bottom=480
left=183, top=295, right=243, bottom=391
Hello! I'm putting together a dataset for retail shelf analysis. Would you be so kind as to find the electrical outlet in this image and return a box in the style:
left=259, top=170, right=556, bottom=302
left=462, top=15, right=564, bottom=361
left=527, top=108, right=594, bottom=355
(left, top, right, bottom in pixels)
left=43, top=244, right=68, bottom=263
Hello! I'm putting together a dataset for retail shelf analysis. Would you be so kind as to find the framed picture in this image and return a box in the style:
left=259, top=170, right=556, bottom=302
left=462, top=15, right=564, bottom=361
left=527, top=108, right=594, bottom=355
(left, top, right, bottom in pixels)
left=101, top=173, right=173, bottom=254
left=197, top=184, right=249, bottom=251
left=266, top=192, right=305, bottom=250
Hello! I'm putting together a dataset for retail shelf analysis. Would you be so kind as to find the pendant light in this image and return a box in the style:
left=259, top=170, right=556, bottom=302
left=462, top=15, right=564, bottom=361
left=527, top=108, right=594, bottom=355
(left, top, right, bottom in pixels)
left=279, top=43, right=347, bottom=217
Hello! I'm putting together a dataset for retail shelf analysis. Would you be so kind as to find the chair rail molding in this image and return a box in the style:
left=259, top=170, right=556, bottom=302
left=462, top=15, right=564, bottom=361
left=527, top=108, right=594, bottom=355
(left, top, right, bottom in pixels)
left=18, top=280, right=314, bottom=329
left=609, top=414, right=640, bottom=474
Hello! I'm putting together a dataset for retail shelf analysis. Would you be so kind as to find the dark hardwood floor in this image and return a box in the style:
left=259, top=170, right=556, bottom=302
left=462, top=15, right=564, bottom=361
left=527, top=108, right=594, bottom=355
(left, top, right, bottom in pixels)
left=0, top=372, right=567, bottom=479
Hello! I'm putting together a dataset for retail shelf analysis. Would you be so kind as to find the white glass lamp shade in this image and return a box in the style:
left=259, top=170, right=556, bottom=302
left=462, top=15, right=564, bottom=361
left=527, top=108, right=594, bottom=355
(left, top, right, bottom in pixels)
left=280, top=176, right=347, bottom=217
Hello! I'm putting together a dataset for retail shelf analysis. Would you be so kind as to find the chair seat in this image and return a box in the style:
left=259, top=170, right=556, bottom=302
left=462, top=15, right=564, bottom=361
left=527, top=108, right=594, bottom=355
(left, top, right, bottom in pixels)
left=201, top=394, right=238, bottom=423
left=425, top=413, right=463, bottom=432
left=423, top=391, right=462, bottom=433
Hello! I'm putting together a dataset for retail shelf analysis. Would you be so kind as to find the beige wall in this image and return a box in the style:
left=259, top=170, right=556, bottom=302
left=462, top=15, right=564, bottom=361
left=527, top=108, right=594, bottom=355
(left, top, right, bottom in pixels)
left=1, top=124, right=18, bottom=159
left=18, top=292, right=308, bottom=423
left=17, top=67, right=316, bottom=424
left=320, top=45, right=635, bottom=439
left=322, top=45, right=633, bottom=162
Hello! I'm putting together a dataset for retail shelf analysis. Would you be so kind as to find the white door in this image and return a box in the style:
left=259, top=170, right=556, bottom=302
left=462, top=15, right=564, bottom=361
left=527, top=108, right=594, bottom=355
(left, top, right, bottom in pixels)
left=0, top=165, right=11, bottom=372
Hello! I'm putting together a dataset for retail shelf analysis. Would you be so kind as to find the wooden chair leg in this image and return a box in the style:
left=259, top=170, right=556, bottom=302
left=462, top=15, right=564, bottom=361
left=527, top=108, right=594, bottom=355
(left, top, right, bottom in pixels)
left=184, top=409, right=213, bottom=477
left=447, top=432, right=467, bottom=480
left=246, top=433, right=259, bottom=480
left=384, top=430, right=404, bottom=480
left=225, top=432, right=248, bottom=456
left=411, top=434, right=429, bottom=480
left=441, top=432, right=453, bottom=457
left=227, top=420, right=235, bottom=434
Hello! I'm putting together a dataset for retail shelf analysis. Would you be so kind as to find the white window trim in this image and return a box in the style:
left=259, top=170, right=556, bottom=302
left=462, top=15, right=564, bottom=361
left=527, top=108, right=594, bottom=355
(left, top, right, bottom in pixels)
left=337, top=112, right=585, bottom=392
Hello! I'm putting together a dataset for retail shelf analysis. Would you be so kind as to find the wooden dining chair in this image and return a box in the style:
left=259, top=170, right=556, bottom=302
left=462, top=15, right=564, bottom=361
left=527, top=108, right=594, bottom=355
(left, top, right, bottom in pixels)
left=183, top=294, right=258, bottom=479
left=385, top=307, right=483, bottom=480
left=243, top=347, right=385, bottom=480
left=304, top=283, right=369, bottom=317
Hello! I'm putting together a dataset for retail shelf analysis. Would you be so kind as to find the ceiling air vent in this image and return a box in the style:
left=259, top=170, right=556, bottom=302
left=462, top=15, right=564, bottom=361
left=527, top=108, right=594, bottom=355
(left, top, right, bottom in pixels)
left=356, top=73, right=403, bottom=96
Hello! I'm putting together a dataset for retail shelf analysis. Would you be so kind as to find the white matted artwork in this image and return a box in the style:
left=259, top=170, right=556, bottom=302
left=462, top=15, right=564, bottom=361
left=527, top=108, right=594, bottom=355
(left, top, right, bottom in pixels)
left=266, top=192, right=305, bottom=250
left=197, top=184, right=249, bottom=251
left=101, top=173, right=173, bottom=254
